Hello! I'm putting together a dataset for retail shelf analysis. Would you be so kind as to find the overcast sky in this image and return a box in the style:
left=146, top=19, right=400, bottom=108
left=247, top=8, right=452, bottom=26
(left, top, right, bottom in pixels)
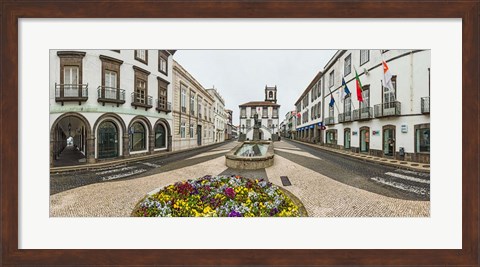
left=174, top=50, right=337, bottom=126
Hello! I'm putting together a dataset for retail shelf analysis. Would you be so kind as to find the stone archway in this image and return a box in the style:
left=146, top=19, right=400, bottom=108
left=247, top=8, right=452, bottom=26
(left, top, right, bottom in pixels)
left=50, top=112, right=93, bottom=167
left=93, top=113, right=127, bottom=159
left=127, top=116, right=153, bottom=154
left=153, top=118, right=172, bottom=151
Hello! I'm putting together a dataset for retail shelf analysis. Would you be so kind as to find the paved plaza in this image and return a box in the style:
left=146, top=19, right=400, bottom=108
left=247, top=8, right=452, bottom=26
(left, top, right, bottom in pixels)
left=50, top=140, right=430, bottom=217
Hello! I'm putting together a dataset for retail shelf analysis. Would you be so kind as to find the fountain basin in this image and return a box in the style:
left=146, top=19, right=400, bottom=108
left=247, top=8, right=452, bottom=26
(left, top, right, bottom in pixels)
left=225, top=141, right=274, bottom=169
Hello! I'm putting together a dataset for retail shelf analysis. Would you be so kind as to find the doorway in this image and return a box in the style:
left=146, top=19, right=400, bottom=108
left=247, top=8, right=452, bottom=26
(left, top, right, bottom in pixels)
left=197, top=125, right=202, bottom=146
left=383, top=126, right=396, bottom=157
left=360, top=127, right=370, bottom=152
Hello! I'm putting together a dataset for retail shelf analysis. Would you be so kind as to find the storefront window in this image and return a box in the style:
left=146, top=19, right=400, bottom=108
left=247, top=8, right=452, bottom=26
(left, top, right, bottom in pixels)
left=416, top=128, right=430, bottom=152
left=130, top=122, right=146, bottom=151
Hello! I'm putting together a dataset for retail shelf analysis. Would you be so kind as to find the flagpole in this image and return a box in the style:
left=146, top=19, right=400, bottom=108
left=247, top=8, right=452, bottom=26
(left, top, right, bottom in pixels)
left=327, top=85, right=341, bottom=116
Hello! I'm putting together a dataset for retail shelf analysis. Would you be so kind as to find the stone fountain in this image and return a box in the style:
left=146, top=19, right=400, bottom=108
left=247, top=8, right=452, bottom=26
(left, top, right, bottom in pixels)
left=225, top=113, right=274, bottom=169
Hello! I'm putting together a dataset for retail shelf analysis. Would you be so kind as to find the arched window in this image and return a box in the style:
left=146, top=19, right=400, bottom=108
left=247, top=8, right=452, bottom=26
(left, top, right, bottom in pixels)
left=155, top=123, right=166, bottom=148
left=131, top=122, right=146, bottom=151
left=269, top=91, right=273, bottom=98
left=98, top=121, right=118, bottom=158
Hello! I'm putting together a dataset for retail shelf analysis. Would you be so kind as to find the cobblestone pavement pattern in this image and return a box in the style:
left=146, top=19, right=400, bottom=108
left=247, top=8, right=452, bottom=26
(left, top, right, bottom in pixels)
left=50, top=141, right=430, bottom=217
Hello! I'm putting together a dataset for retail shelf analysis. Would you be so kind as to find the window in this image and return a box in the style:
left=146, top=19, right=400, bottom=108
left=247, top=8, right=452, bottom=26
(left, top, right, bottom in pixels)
left=135, top=50, right=148, bottom=64
left=360, top=86, right=370, bottom=109
left=246, top=119, right=251, bottom=128
left=273, top=108, right=278, bottom=118
left=269, top=91, right=273, bottom=99
left=155, top=124, right=166, bottom=148
left=197, top=97, right=202, bottom=118
left=311, top=107, right=314, bottom=120
left=133, top=67, right=150, bottom=106
left=329, top=70, right=334, bottom=88
left=189, top=123, right=194, bottom=138
left=180, top=121, right=186, bottom=138
left=64, top=66, right=79, bottom=96
left=262, top=107, right=268, bottom=117
left=344, top=95, right=352, bottom=114
left=415, top=124, right=430, bottom=153
left=130, top=122, right=146, bottom=151
left=360, top=50, right=369, bottom=66
left=190, top=91, right=195, bottom=116
left=268, top=119, right=273, bottom=128
left=329, top=105, right=334, bottom=118
left=57, top=51, right=85, bottom=99
left=344, top=54, right=352, bottom=75
left=241, top=108, right=246, bottom=117
left=103, top=70, right=118, bottom=99
left=180, top=85, right=187, bottom=113
left=317, top=81, right=322, bottom=97
left=383, top=76, right=397, bottom=108
left=251, top=107, right=256, bottom=118
left=317, top=103, right=321, bottom=118
left=326, top=130, right=337, bottom=144
left=158, top=50, right=168, bottom=75
left=158, top=78, right=168, bottom=110
left=135, top=78, right=147, bottom=104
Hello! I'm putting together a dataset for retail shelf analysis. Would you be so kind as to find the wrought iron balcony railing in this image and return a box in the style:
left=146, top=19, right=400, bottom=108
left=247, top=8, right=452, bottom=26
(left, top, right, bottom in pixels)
left=55, top=83, right=88, bottom=105
left=131, top=92, right=153, bottom=110
left=156, top=100, right=171, bottom=113
left=421, top=97, right=430, bottom=114
left=97, top=86, right=125, bottom=106
left=374, top=101, right=401, bottom=117
left=338, top=112, right=352, bottom=123
left=324, top=117, right=335, bottom=125
left=353, top=107, right=374, bottom=121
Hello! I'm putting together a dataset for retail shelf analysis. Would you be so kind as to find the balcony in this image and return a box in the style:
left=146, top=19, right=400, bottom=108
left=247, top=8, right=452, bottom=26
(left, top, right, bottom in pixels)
left=338, top=112, right=352, bottom=123
left=156, top=100, right=171, bottom=113
left=421, top=97, right=430, bottom=114
left=353, top=107, right=373, bottom=121
left=97, top=86, right=125, bottom=107
left=131, top=92, right=153, bottom=110
left=325, top=117, right=335, bottom=125
left=374, top=101, right=401, bottom=117
left=55, top=83, right=88, bottom=105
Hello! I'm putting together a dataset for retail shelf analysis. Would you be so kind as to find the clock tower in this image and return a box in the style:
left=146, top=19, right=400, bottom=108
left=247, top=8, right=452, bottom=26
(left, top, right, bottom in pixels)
left=264, top=85, right=277, bottom=103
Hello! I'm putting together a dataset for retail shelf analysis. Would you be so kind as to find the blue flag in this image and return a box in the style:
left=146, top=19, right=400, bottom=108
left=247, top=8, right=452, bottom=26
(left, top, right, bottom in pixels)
left=329, top=95, right=335, bottom=107
left=342, top=77, right=351, bottom=96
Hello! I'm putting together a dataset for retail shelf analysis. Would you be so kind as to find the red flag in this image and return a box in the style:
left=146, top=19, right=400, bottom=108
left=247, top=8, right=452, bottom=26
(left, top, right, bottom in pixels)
left=355, top=68, right=364, bottom=102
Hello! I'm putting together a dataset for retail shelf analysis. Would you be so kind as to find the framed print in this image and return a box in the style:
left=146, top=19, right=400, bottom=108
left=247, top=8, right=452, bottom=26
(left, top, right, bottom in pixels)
left=1, top=0, right=478, bottom=266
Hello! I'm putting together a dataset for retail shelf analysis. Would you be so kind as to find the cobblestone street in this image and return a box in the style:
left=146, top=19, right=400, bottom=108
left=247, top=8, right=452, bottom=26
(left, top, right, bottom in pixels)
left=50, top=140, right=430, bottom=217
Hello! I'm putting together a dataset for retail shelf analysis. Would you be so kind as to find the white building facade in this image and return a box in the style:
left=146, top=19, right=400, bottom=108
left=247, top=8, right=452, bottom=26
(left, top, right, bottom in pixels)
left=49, top=50, right=174, bottom=167
left=294, top=71, right=324, bottom=143
left=207, top=88, right=226, bottom=143
left=172, top=61, right=215, bottom=151
left=296, top=50, right=430, bottom=163
left=239, top=86, right=280, bottom=141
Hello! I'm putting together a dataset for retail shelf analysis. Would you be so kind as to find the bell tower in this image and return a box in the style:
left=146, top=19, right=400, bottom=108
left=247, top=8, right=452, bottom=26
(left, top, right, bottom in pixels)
left=264, top=85, right=277, bottom=103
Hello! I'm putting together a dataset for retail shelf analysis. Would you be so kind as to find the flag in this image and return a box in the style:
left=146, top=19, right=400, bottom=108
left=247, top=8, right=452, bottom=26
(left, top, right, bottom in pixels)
left=329, top=94, right=335, bottom=107
left=354, top=68, right=364, bottom=102
left=382, top=60, right=395, bottom=94
left=341, top=77, right=351, bottom=102
left=296, top=112, right=301, bottom=118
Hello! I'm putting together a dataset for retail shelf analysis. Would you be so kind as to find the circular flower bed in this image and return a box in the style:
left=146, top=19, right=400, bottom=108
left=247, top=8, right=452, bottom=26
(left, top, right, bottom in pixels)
left=132, top=175, right=300, bottom=217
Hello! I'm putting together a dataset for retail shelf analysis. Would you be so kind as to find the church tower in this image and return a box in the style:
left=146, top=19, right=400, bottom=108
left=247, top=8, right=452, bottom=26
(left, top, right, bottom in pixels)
left=264, top=85, right=277, bottom=103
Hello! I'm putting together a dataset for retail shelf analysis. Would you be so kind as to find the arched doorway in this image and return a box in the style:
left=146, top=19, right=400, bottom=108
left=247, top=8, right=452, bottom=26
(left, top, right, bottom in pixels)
left=155, top=123, right=167, bottom=149
left=97, top=121, right=119, bottom=159
left=344, top=128, right=351, bottom=149
left=359, top=126, right=370, bottom=153
left=382, top=125, right=396, bottom=157
left=130, top=122, right=147, bottom=151
left=50, top=113, right=92, bottom=167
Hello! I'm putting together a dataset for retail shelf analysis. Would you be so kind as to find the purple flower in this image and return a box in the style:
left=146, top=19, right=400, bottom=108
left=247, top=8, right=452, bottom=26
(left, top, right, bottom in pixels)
left=270, top=208, right=279, bottom=216
left=224, top=187, right=236, bottom=199
left=228, top=210, right=242, bottom=217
